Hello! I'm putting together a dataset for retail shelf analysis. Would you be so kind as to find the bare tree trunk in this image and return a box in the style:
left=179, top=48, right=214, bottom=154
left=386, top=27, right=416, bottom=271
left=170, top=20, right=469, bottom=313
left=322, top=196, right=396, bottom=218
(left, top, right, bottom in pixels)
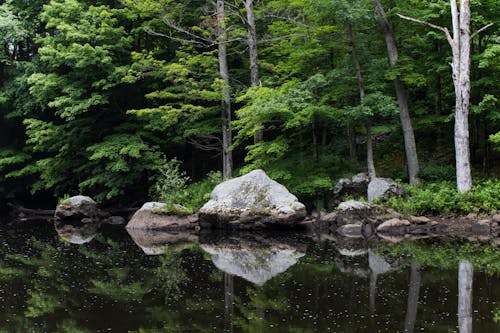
left=348, top=124, right=357, bottom=160
left=217, top=0, right=233, bottom=180
left=243, top=0, right=263, bottom=144
left=348, top=22, right=376, bottom=177
left=396, top=0, right=490, bottom=192
left=453, top=0, right=472, bottom=192
left=404, top=263, right=421, bottom=333
left=458, top=260, right=473, bottom=333
left=366, top=121, right=376, bottom=178
left=374, top=0, right=420, bottom=185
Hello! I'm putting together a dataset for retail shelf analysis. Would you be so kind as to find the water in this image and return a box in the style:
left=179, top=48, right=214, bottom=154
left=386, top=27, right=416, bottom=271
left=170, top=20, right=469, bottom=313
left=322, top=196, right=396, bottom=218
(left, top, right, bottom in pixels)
left=0, top=217, right=499, bottom=332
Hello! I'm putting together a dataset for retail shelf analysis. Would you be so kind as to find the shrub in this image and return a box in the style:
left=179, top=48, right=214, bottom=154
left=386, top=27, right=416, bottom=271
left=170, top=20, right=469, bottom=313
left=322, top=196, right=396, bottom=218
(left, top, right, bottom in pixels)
left=150, top=158, right=190, bottom=204
left=384, top=179, right=500, bottom=215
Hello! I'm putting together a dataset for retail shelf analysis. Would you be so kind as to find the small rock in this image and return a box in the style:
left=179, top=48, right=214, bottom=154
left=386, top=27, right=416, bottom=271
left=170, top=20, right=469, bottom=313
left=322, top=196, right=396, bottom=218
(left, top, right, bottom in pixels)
left=472, top=220, right=491, bottom=235
left=337, top=223, right=362, bottom=237
left=367, top=178, right=404, bottom=202
left=105, top=216, right=126, bottom=225
left=492, top=214, right=500, bottom=224
left=465, top=213, right=478, bottom=221
left=410, top=216, right=431, bottom=225
left=55, top=195, right=100, bottom=222
left=377, top=218, right=410, bottom=235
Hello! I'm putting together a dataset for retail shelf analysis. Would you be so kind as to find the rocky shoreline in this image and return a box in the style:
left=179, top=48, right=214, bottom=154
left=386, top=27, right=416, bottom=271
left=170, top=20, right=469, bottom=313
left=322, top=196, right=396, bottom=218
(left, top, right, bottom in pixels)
left=9, top=170, right=500, bottom=244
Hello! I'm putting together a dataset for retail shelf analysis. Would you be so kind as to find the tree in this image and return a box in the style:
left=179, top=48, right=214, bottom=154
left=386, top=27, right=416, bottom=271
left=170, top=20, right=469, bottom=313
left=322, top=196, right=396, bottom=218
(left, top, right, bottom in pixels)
left=217, top=0, right=233, bottom=180
left=374, top=0, right=420, bottom=185
left=398, top=0, right=493, bottom=192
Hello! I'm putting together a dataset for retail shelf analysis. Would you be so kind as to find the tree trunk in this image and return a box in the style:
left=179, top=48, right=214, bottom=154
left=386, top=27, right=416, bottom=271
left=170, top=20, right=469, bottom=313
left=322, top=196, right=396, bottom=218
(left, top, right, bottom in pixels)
left=366, top=121, right=376, bottom=178
left=243, top=0, right=263, bottom=144
left=348, top=23, right=376, bottom=178
left=217, top=0, right=233, bottom=180
left=458, top=260, right=473, bottom=333
left=374, top=0, right=420, bottom=185
left=452, top=0, right=472, bottom=192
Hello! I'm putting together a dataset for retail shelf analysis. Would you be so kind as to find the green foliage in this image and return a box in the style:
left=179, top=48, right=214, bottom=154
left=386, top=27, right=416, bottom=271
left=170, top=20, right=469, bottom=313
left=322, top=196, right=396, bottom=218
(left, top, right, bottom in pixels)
left=151, top=158, right=189, bottom=204
left=379, top=241, right=500, bottom=275
left=384, top=179, right=500, bottom=215
left=171, top=171, right=222, bottom=210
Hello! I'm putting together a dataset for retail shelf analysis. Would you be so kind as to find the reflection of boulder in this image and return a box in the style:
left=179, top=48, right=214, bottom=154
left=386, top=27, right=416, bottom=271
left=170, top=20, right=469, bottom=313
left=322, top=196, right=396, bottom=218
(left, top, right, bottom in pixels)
left=199, top=170, right=306, bottom=229
left=55, top=195, right=101, bottom=222
left=55, top=221, right=101, bottom=244
left=127, top=229, right=198, bottom=255
left=200, top=233, right=306, bottom=285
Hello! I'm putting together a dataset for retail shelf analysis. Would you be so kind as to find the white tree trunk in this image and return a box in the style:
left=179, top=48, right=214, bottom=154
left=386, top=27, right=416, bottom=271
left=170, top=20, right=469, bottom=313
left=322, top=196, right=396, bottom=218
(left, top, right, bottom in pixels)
left=453, top=0, right=473, bottom=192
left=374, top=0, right=420, bottom=185
left=217, top=0, right=233, bottom=180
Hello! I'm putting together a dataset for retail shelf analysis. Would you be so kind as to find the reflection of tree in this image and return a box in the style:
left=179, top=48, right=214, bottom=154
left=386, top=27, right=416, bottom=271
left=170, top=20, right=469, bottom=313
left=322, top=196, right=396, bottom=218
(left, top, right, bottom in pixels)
left=458, top=260, right=473, bottom=333
left=404, top=262, right=421, bottom=333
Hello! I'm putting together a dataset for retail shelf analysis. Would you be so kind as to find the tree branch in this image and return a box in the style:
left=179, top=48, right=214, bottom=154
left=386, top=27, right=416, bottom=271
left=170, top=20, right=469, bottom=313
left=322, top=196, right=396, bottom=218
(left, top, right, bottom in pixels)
left=397, top=13, right=454, bottom=48
left=471, top=23, right=494, bottom=39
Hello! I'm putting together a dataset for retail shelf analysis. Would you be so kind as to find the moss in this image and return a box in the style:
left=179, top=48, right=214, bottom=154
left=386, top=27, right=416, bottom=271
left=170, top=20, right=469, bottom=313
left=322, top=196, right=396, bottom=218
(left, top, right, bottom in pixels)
left=153, top=203, right=193, bottom=216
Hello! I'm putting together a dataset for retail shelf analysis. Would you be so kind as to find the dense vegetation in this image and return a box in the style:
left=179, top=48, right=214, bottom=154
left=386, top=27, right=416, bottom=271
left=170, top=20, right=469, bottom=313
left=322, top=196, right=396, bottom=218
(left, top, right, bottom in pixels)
left=0, top=0, right=498, bottom=208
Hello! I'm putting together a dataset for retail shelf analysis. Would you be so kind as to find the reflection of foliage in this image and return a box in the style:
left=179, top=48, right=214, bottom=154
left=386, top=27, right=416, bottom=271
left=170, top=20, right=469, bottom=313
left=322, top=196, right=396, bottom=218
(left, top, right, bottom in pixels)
left=494, top=309, right=500, bottom=323
left=379, top=241, right=500, bottom=275
left=55, top=319, right=93, bottom=333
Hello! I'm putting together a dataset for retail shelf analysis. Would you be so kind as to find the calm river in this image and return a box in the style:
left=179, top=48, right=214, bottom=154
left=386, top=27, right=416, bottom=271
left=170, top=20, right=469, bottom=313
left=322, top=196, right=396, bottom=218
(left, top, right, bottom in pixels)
left=0, top=217, right=499, bottom=332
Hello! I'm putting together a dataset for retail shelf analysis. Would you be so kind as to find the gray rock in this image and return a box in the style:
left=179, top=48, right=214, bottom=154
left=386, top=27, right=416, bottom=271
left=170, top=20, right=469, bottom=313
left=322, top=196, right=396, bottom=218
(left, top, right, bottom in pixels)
left=410, top=216, right=432, bottom=225
left=334, top=200, right=395, bottom=226
left=330, top=173, right=370, bottom=205
left=367, top=177, right=404, bottom=202
left=472, top=220, right=491, bottom=235
left=492, top=214, right=500, bottom=224
left=126, top=202, right=198, bottom=230
left=337, top=223, right=363, bottom=237
left=199, top=169, right=306, bottom=229
left=377, top=218, right=410, bottom=235
left=55, top=195, right=100, bottom=222
left=104, top=216, right=126, bottom=225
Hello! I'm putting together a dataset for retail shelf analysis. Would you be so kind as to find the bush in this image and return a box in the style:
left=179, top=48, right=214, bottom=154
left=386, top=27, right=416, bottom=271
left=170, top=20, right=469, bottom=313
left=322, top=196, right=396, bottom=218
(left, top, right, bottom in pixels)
left=173, top=171, right=222, bottom=210
left=384, top=179, right=500, bottom=215
left=150, top=158, right=190, bottom=205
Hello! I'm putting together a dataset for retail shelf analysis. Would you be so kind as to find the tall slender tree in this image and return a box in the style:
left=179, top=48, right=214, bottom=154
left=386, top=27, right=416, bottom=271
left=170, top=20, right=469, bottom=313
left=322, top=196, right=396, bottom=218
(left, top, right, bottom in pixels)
left=398, top=0, right=493, bottom=192
left=374, top=0, right=420, bottom=185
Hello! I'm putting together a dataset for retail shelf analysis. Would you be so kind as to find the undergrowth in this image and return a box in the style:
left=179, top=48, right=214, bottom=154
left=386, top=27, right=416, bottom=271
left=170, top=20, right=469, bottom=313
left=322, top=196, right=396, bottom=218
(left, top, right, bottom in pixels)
left=383, top=179, right=500, bottom=215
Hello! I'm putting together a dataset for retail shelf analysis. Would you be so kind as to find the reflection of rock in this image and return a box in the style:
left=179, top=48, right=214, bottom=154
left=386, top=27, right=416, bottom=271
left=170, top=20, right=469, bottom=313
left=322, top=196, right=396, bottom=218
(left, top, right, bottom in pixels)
left=127, top=229, right=198, bottom=255
left=368, top=249, right=395, bottom=275
left=200, top=234, right=305, bottom=285
left=55, top=221, right=101, bottom=244
left=199, top=169, right=306, bottom=229
left=126, top=202, right=198, bottom=230
left=55, top=195, right=100, bottom=222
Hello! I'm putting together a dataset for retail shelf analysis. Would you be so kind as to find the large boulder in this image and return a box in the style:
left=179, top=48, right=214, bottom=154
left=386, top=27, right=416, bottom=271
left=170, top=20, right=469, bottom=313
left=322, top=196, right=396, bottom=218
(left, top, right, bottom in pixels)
left=54, top=195, right=100, bottom=222
left=199, top=169, right=306, bottom=229
left=126, top=202, right=198, bottom=230
left=367, top=177, right=404, bottom=202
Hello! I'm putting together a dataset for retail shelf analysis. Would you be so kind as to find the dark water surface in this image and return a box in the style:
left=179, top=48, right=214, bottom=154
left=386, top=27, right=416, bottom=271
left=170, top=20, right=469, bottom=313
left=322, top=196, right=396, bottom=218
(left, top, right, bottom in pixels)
left=0, top=217, right=499, bottom=333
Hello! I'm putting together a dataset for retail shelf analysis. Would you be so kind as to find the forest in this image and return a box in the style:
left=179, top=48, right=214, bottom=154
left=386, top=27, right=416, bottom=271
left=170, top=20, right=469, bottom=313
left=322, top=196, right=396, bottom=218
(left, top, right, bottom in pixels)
left=0, top=0, right=498, bottom=211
